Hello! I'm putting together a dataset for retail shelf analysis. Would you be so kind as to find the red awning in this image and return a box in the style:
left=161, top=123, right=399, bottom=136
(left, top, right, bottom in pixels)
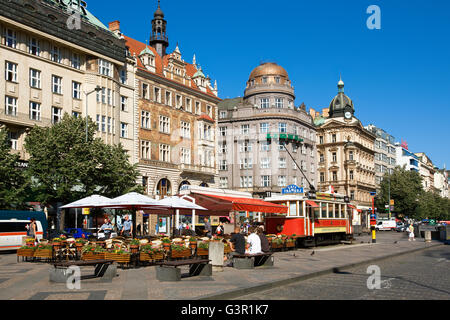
left=306, top=200, right=319, bottom=208
left=199, top=194, right=288, bottom=214
left=348, top=204, right=356, bottom=209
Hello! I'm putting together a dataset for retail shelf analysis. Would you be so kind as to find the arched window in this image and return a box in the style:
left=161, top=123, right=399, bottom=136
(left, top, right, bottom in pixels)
left=178, top=181, right=190, bottom=192
left=156, top=179, right=171, bottom=197
left=200, top=182, right=209, bottom=188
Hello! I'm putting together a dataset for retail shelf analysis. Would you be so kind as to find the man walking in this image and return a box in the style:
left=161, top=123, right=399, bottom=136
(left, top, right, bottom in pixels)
left=121, top=215, right=133, bottom=238
left=204, top=217, right=212, bottom=238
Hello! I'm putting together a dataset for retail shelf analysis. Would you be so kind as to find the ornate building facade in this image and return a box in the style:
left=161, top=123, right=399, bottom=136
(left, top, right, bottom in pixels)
left=0, top=0, right=136, bottom=161
left=218, top=62, right=317, bottom=198
left=114, top=3, right=221, bottom=199
left=312, top=79, right=376, bottom=227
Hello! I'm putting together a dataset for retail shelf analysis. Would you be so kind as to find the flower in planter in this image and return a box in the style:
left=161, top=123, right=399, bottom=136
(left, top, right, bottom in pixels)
left=130, top=239, right=141, bottom=246
left=198, top=242, right=209, bottom=250
left=171, top=243, right=188, bottom=251
left=36, top=244, right=52, bottom=250
left=189, top=237, right=197, bottom=242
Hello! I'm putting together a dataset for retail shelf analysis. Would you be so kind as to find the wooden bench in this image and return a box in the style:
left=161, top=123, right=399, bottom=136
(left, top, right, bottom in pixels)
left=232, top=252, right=274, bottom=269
left=50, top=260, right=117, bottom=283
left=155, top=258, right=211, bottom=281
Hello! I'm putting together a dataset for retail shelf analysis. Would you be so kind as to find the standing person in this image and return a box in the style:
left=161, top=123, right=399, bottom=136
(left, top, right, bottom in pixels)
left=28, top=218, right=37, bottom=244
left=247, top=227, right=262, bottom=254
left=203, top=217, right=212, bottom=239
left=408, top=224, right=415, bottom=241
left=215, top=221, right=224, bottom=237
left=257, top=227, right=270, bottom=253
left=121, top=215, right=133, bottom=238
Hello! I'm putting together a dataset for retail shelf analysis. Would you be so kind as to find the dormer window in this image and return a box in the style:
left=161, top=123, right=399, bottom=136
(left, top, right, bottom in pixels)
left=262, top=77, right=268, bottom=84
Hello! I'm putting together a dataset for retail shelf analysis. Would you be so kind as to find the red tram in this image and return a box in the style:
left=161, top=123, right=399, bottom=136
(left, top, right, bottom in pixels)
left=265, top=192, right=354, bottom=247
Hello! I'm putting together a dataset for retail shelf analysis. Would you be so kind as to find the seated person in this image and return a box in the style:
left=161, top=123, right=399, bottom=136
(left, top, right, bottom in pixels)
left=229, top=227, right=247, bottom=256
left=247, top=227, right=262, bottom=254
left=257, top=227, right=270, bottom=253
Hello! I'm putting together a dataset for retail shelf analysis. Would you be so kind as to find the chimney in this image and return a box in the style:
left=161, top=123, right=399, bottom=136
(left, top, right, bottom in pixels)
left=109, top=20, right=121, bottom=33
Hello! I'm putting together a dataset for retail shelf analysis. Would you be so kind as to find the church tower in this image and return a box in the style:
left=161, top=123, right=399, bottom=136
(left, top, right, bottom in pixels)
left=149, top=0, right=169, bottom=57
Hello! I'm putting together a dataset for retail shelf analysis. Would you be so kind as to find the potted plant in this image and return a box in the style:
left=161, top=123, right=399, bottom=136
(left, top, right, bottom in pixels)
left=271, top=238, right=284, bottom=249
left=140, top=245, right=164, bottom=262
left=105, top=244, right=131, bottom=264
left=162, top=238, right=171, bottom=251
left=196, top=241, right=209, bottom=256
left=170, top=243, right=191, bottom=258
left=286, top=238, right=295, bottom=248
left=34, top=243, right=53, bottom=259
left=81, top=245, right=106, bottom=261
left=75, top=238, right=87, bottom=253
left=25, top=237, right=36, bottom=247
left=189, top=237, right=197, bottom=250
left=17, top=245, right=36, bottom=259
left=129, top=239, right=140, bottom=254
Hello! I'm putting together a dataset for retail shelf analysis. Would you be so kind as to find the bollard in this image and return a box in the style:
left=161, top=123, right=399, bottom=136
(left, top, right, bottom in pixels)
left=209, top=241, right=224, bottom=272
left=371, top=226, right=376, bottom=244
left=424, top=230, right=432, bottom=243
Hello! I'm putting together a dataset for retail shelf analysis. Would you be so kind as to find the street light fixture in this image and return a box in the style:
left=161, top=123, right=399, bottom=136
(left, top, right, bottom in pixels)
left=85, top=86, right=102, bottom=142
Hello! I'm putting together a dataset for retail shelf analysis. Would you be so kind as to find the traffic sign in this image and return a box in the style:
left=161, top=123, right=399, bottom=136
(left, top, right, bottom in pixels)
left=390, top=199, right=395, bottom=205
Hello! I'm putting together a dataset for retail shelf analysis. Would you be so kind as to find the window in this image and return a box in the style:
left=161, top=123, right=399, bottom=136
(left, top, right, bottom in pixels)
left=349, top=170, right=354, bottom=180
left=292, top=144, right=298, bottom=153
left=107, top=117, right=112, bottom=133
left=275, top=76, right=280, bottom=84
left=72, top=82, right=81, bottom=99
left=350, top=191, right=355, bottom=201
left=219, top=126, right=227, bottom=136
left=107, top=89, right=112, bottom=105
left=96, top=115, right=100, bottom=131
left=159, top=144, right=171, bottom=162
left=301, top=160, right=306, bottom=171
left=240, top=176, right=253, bottom=188
left=29, top=38, right=40, bottom=56
left=260, top=123, right=269, bottom=133
left=176, top=95, right=182, bottom=109
left=278, top=141, right=285, bottom=151
left=260, top=141, right=270, bottom=152
left=101, top=116, right=106, bottom=132
left=319, top=153, right=324, bottom=163
left=98, top=59, right=112, bottom=77
left=51, top=46, right=61, bottom=63
left=141, top=111, right=151, bottom=129
left=332, top=171, right=338, bottom=182
left=332, top=134, right=337, bottom=143
left=262, top=77, right=268, bottom=84
left=240, top=158, right=253, bottom=169
left=119, top=69, right=127, bottom=84
left=120, top=123, right=128, bottom=138
left=195, top=101, right=201, bottom=114
left=240, top=124, right=250, bottom=135
left=319, top=136, right=324, bottom=144
left=302, top=145, right=307, bottom=155
left=181, top=148, right=191, bottom=164
left=260, top=158, right=270, bottom=169
left=8, top=131, right=19, bottom=150
left=142, top=83, right=149, bottom=99
left=72, top=53, right=81, bottom=69
left=52, top=107, right=62, bottom=124
left=219, top=177, right=228, bottom=189
left=278, top=123, right=287, bottom=133
left=219, top=111, right=227, bottom=119
left=219, top=142, right=227, bottom=154
left=180, top=121, right=191, bottom=138
left=52, top=76, right=62, bottom=94
left=260, top=98, right=269, bottom=109
left=5, top=97, right=17, bottom=116
left=29, top=102, right=41, bottom=121
left=279, top=158, right=287, bottom=169
left=349, top=151, right=354, bottom=161
left=240, top=140, right=252, bottom=152
left=5, top=62, right=18, bottom=82
left=154, top=87, right=161, bottom=103
left=320, top=172, right=325, bottom=183
left=165, top=91, right=172, bottom=106
left=186, top=98, right=192, bottom=112
left=219, top=160, right=228, bottom=171
left=30, top=69, right=41, bottom=88
left=120, top=96, right=128, bottom=112
left=5, top=29, right=17, bottom=48
left=261, top=175, right=270, bottom=187
left=278, top=176, right=287, bottom=187
left=275, top=98, right=284, bottom=108
left=159, top=116, right=170, bottom=133
left=332, top=152, right=337, bottom=162
left=100, top=87, right=106, bottom=104
left=72, top=111, right=80, bottom=118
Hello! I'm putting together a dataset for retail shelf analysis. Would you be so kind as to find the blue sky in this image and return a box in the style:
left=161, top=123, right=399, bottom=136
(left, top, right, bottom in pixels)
left=88, top=0, right=450, bottom=169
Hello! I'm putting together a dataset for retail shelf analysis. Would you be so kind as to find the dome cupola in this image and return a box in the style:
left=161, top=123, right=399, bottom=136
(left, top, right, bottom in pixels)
left=328, top=78, right=354, bottom=119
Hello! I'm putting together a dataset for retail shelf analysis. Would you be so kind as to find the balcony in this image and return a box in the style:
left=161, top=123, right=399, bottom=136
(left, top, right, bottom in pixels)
left=179, top=163, right=216, bottom=176
left=0, top=109, right=52, bottom=128
left=139, top=159, right=178, bottom=170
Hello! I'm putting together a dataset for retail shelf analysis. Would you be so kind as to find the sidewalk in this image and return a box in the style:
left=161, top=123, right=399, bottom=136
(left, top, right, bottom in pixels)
left=0, top=232, right=444, bottom=300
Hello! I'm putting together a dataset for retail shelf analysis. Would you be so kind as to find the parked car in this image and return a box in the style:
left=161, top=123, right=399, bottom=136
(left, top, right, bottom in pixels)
left=64, top=228, right=93, bottom=239
left=395, top=223, right=408, bottom=232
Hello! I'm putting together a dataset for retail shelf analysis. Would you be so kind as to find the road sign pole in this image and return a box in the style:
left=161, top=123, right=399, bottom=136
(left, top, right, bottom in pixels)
left=371, top=196, right=376, bottom=244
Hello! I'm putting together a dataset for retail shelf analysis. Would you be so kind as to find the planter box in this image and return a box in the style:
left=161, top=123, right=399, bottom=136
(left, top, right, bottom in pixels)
left=271, top=242, right=284, bottom=249
left=196, top=248, right=209, bottom=256
left=34, top=249, right=53, bottom=259
left=285, top=241, right=295, bottom=248
left=81, top=252, right=106, bottom=261
left=140, top=252, right=164, bottom=262
left=105, top=252, right=131, bottom=263
left=17, top=248, right=35, bottom=257
left=170, top=249, right=191, bottom=259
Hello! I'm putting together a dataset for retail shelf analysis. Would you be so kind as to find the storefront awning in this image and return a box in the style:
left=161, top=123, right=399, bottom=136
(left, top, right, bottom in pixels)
left=203, top=194, right=288, bottom=214
left=306, top=200, right=319, bottom=208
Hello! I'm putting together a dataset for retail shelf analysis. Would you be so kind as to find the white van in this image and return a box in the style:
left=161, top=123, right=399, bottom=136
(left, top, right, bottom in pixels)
left=0, top=219, right=44, bottom=251
left=375, top=219, right=397, bottom=231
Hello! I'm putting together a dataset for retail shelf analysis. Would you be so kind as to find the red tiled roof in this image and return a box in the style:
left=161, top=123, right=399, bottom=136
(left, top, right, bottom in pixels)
left=198, top=113, right=214, bottom=123
left=124, top=35, right=220, bottom=99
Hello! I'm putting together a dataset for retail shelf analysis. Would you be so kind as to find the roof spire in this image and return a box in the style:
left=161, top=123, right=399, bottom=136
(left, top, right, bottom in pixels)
left=338, top=75, right=345, bottom=93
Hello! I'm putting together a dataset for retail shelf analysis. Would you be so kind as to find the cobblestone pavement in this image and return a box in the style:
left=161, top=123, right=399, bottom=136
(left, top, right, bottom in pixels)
left=236, top=245, right=450, bottom=300
left=0, top=232, right=445, bottom=300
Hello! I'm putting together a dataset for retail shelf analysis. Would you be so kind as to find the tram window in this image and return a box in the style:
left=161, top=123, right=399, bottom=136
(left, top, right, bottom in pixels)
left=340, top=205, right=345, bottom=218
left=313, top=207, right=320, bottom=219
left=299, top=202, right=304, bottom=217
left=327, top=203, right=333, bottom=218
left=289, top=202, right=297, bottom=216
left=321, top=202, right=327, bottom=218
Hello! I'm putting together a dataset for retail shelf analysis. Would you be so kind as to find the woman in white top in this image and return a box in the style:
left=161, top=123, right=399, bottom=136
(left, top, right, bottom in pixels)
left=247, top=227, right=262, bottom=254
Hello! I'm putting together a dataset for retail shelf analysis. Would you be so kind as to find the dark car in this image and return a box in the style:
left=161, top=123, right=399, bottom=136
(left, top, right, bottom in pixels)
left=395, top=223, right=407, bottom=232
left=64, top=228, right=93, bottom=239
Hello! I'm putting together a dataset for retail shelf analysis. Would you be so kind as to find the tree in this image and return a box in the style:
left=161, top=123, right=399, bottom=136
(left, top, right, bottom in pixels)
left=417, top=191, right=450, bottom=221
left=375, top=166, right=423, bottom=219
left=24, top=114, right=142, bottom=227
left=0, top=127, right=29, bottom=209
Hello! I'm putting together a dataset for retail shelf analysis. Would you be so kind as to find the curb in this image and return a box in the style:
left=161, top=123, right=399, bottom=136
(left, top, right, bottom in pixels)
left=197, top=242, right=444, bottom=300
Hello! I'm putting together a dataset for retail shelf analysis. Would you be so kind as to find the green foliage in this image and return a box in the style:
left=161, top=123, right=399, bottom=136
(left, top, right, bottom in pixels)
left=417, top=191, right=450, bottom=221
left=24, top=114, right=142, bottom=206
left=375, top=166, right=423, bottom=219
left=0, top=127, right=30, bottom=210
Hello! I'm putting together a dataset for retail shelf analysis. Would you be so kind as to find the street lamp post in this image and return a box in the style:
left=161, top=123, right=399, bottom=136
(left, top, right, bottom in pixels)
left=85, top=86, right=102, bottom=142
